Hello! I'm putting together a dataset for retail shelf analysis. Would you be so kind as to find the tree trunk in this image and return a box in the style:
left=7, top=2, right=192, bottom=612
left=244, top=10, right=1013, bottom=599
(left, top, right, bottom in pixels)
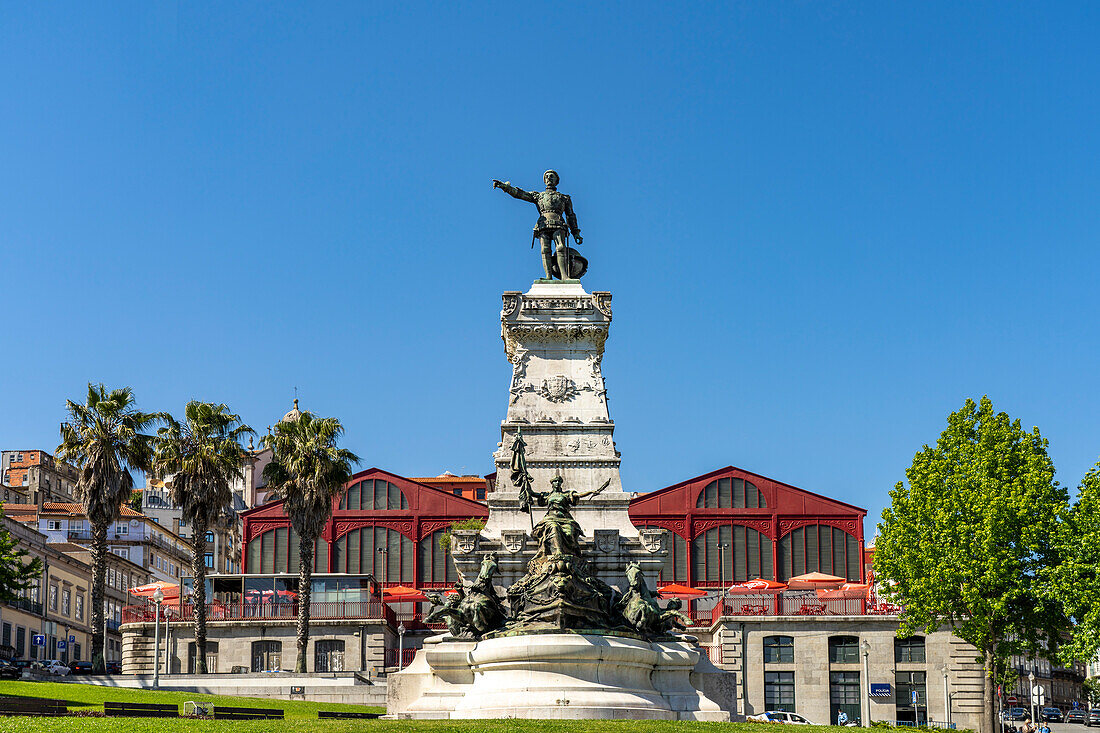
left=192, top=515, right=208, bottom=674
left=295, top=535, right=314, bottom=673
left=983, top=643, right=996, bottom=733
left=90, top=521, right=107, bottom=673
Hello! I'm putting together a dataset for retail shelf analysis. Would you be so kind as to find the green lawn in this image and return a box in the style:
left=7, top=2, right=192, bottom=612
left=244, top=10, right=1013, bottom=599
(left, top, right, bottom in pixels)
left=0, top=680, right=854, bottom=733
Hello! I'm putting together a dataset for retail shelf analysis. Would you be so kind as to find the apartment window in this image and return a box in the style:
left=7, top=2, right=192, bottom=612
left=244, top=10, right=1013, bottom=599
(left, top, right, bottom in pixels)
left=2, top=623, right=10, bottom=647
left=205, top=531, right=214, bottom=543
left=764, top=671, right=795, bottom=712
left=896, top=671, right=927, bottom=726
left=49, top=583, right=58, bottom=611
left=315, top=640, right=345, bottom=673
left=204, top=553, right=213, bottom=568
left=188, top=642, right=219, bottom=674
left=830, top=671, right=861, bottom=724
left=764, top=635, right=795, bottom=663
left=828, top=636, right=860, bottom=664
left=46, top=520, right=63, bottom=531
left=476, top=487, right=486, bottom=501
left=113, top=548, right=129, bottom=560
left=15, top=627, right=25, bottom=657
left=894, top=636, right=926, bottom=663
left=114, top=524, right=128, bottom=536
left=76, top=593, right=84, bottom=621
left=251, top=640, right=282, bottom=672
left=62, top=588, right=70, bottom=616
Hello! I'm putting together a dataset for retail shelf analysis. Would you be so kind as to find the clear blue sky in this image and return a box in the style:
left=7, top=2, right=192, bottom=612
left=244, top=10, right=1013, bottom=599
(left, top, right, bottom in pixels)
left=3, top=3, right=1099, bottom=536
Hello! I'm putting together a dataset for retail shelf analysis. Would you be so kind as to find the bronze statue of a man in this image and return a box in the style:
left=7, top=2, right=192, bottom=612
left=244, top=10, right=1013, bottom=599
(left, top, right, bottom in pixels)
left=493, top=170, right=587, bottom=280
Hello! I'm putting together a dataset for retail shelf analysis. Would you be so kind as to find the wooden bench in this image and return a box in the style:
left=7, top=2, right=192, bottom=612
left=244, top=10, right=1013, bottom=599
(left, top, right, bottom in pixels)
left=318, top=710, right=384, bottom=719
left=0, top=697, right=68, bottom=716
left=212, top=706, right=284, bottom=720
left=104, top=701, right=179, bottom=718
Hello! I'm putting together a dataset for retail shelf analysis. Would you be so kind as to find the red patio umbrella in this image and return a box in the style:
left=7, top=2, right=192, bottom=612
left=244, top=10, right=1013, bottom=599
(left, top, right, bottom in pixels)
left=817, top=583, right=871, bottom=600
left=727, top=578, right=787, bottom=594
left=657, top=583, right=708, bottom=599
left=786, top=572, right=845, bottom=590
left=130, top=582, right=179, bottom=599
left=383, top=586, right=430, bottom=603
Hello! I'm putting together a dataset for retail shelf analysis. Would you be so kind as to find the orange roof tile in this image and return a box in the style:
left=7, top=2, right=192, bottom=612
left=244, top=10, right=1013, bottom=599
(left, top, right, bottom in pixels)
left=411, top=476, right=486, bottom=483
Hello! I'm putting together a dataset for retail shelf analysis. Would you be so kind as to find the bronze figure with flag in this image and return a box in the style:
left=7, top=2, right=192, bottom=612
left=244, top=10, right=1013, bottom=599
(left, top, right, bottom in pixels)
left=510, top=428, right=536, bottom=531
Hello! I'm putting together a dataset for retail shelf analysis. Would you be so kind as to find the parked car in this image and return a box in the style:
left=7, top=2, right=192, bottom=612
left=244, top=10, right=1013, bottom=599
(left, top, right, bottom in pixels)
left=1042, top=708, right=1063, bottom=723
left=39, top=659, right=70, bottom=676
left=105, top=660, right=122, bottom=675
left=1008, top=707, right=1029, bottom=721
left=1087, top=709, right=1100, bottom=726
left=1064, top=709, right=1086, bottom=724
left=69, top=660, right=94, bottom=675
left=0, top=660, right=19, bottom=679
left=747, top=711, right=814, bottom=725
left=10, top=659, right=33, bottom=675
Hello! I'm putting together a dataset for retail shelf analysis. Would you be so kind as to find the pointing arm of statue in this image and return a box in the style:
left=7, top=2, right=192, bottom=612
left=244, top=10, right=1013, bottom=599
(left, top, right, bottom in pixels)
left=493, top=179, right=536, bottom=203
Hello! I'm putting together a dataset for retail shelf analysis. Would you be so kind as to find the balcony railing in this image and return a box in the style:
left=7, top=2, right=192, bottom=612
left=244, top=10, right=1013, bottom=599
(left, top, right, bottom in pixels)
left=706, top=592, right=902, bottom=621
left=122, top=600, right=396, bottom=626
left=8, top=596, right=43, bottom=615
left=391, top=611, right=447, bottom=632
left=386, top=648, right=418, bottom=667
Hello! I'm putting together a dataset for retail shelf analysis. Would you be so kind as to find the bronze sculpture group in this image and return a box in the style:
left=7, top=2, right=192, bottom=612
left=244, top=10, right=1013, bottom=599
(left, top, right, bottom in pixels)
left=426, top=173, right=685, bottom=640
left=424, top=474, right=691, bottom=641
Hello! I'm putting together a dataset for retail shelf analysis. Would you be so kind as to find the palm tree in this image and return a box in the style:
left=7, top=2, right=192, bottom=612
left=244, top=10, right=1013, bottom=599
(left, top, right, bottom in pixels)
left=262, top=404, right=359, bottom=673
left=57, top=384, right=160, bottom=672
left=152, top=401, right=253, bottom=674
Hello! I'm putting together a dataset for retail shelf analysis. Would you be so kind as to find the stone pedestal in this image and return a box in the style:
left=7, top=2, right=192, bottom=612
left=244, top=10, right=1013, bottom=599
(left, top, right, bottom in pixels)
left=454, top=281, right=664, bottom=591
left=388, top=633, right=729, bottom=721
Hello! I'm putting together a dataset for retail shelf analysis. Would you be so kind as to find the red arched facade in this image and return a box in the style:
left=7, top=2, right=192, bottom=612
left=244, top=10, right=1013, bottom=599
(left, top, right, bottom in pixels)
left=241, top=465, right=865, bottom=591
left=241, top=468, right=489, bottom=588
left=628, top=466, right=866, bottom=588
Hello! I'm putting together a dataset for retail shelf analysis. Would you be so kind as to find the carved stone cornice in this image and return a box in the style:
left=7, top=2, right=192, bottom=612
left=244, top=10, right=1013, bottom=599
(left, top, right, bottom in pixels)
left=502, top=323, right=610, bottom=363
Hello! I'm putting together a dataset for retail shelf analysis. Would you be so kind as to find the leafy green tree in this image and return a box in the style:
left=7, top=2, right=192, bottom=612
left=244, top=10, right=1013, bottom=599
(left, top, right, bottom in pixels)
left=875, top=397, right=1068, bottom=733
left=57, top=384, right=160, bottom=672
left=1051, top=460, right=1100, bottom=663
left=1082, top=678, right=1100, bottom=708
left=153, top=401, right=253, bottom=674
left=262, top=408, right=359, bottom=673
left=0, top=505, right=44, bottom=601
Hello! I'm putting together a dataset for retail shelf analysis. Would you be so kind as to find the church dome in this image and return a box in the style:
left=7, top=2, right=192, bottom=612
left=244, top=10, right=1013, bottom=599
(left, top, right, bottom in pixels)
left=280, top=398, right=303, bottom=424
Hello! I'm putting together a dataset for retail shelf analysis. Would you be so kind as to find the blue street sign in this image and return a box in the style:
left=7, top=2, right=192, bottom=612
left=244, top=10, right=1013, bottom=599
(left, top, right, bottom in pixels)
left=911, top=691, right=919, bottom=704
left=31, top=635, right=45, bottom=647
left=870, top=684, right=892, bottom=697
left=68, top=635, right=75, bottom=643
left=57, top=640, right=67, bottom=651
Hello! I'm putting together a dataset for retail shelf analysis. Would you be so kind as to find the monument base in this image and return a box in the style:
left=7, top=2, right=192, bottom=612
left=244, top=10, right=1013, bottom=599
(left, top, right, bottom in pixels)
left=387, top=633, right=731, bottom=721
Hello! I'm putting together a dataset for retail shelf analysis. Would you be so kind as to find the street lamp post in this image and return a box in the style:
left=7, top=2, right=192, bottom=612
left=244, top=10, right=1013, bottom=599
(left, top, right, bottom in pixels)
left=397, top=623, right=406, bottom=670
left=1029, top=671, right=1036, bottom=726
left=942, top=663, right=950, bottom=727
left=377, top=547, right=388, bottom=588
left=152, top=586, right=164, bottom=689
left=862, top=639, right=872, bottom=727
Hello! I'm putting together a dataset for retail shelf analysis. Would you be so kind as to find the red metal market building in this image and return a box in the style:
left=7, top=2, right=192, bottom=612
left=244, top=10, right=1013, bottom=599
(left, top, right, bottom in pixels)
left=239, top=464, right=866, bottom=592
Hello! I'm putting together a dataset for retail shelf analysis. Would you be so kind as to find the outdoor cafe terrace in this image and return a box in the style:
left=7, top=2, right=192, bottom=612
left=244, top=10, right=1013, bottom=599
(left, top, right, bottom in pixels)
left=120, top=573, right=900, bottom=629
